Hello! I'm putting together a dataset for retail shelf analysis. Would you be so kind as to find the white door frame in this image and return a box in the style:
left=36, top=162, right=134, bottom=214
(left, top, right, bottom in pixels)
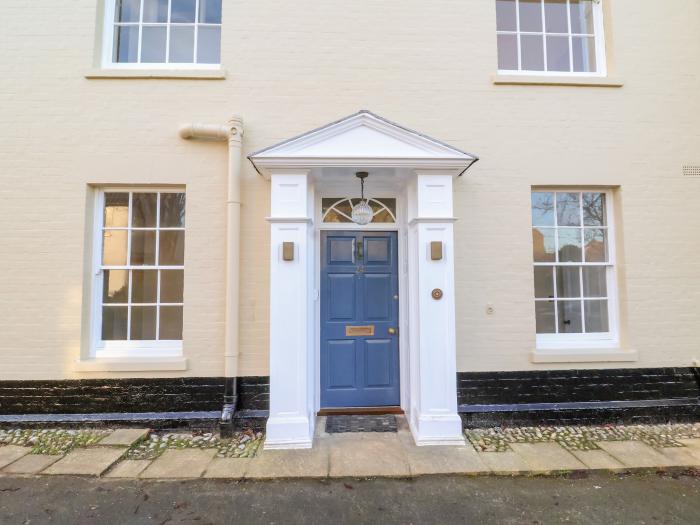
left=313, top=181, right=410, bottom=414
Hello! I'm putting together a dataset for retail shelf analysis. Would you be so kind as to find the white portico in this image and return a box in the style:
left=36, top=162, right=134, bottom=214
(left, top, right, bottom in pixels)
left=249, top=111, right=478, bottom=449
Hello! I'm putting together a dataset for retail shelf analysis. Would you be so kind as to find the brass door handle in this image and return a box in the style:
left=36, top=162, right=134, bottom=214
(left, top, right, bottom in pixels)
left=388, top=327, right=397, bottom=335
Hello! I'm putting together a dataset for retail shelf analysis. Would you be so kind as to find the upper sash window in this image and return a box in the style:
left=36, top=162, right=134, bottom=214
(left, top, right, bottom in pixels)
left=103, top=0, right=222, bottom=68
left=496, top=0, right=606, bottom=76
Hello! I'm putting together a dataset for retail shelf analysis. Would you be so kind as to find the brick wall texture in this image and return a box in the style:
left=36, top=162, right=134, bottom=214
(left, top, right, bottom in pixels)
left=0, top=1, right=699, bottom=379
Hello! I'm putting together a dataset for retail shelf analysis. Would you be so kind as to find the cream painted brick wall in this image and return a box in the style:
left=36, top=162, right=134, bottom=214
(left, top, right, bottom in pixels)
left=0, top=1, right=699, bottom=379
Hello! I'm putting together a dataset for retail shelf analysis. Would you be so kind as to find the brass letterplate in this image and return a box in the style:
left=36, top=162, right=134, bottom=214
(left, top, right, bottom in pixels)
left=345, top=325, right=375, bottom=336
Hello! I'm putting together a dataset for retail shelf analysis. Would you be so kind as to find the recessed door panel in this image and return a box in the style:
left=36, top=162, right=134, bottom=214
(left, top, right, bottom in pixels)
left=327, top=340, right=357, bottom=389
left=365, top=237, right=391, bottom=264
left=327, top=274, right=355, bottom=320
left=327, top=237, right=354, bottom=265
left=365, top=339, right=393, bottom=387
left=364, top=274, right=391, bottom=320
left=321, top=230, right=400, bottom=408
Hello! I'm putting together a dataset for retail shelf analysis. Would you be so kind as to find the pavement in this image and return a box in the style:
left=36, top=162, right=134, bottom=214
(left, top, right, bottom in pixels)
left=2, top=418, right=700, bottom=479
left=1, top=472, right=699, bottom=524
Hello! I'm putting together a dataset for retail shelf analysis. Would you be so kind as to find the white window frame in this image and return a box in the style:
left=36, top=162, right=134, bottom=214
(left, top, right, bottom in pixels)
left=101, top=0, right=222, bottom=70
left=90, top=188, right=185, bottom=358
left=532, top=188, right=619, bottom=350
left=497, top=0, right=607, bottom=77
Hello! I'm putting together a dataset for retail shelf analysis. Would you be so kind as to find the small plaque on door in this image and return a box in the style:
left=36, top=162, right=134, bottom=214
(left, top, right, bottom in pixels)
left=345, top=325, right=375, bottom=336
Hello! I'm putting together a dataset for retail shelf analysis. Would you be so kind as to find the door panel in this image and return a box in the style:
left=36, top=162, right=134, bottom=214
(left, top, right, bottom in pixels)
left=321, top=230, right=400, bottom=408
left=327, top=274, right=355, bottom=320
left=327, top=340, right=357, bottom=389
left=365, top=237, right=390, bottom=264
left=365, top=339, right=393, bottom=387
left=328, top=237, right=355, bottom=264
left=363, top=274, right=391, bottom=320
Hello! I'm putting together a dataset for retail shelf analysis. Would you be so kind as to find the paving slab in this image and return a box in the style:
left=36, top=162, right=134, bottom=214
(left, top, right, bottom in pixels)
left=247, top=445, right=328, bottom=479
left=477, top=451, right=531, bottom=475
left=328, top=435, right=410, bottom=478
left=2, top=454, right=61, bottom=474
left=570, top=449, right=626, bottom=471
left=104, top=459, right=152, bottom=478
left=203, top=458, right=250, bottom=479
left=404, top=445, right=488, bottom=475
left=596, top=441, right=675, bottom=469
left=0, top=446, right=31, bottom=469
left=655, top=446, right=700, bottom=467
left=140, top=449, right=217, bottom=479
left=99, top=429, right=150, bottom=447
left=43, top=447, right=126, bottom=476
left=679, top=438, right=700, bottom=452
left=509, top=442, right=587, bottom=473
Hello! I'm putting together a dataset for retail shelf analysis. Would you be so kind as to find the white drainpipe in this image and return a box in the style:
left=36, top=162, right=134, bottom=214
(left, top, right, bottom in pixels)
left=179, top=117, right=244, bottom=425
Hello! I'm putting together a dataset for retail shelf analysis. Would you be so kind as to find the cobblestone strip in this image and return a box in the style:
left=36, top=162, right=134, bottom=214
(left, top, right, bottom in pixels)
left=466, top=423, right=700, bottom=453
left=0, top=428, right=111, bottom=455
left=124, top=429, right=264, bottom=460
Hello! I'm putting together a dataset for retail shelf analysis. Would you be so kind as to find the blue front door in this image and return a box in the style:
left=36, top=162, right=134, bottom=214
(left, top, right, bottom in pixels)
left=321, top=231, right=400, bottom=408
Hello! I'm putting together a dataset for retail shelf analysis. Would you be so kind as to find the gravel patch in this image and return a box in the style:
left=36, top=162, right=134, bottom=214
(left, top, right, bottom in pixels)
left=125, top=429, right=264, bottom=460
left=0, top=428, right=111, bottom=455
left=466, top=423, right=700, bottom=452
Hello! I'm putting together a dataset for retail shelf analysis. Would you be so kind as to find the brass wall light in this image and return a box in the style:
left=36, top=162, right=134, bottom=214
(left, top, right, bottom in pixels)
left=430, top=241, right=443, bottom=261
left=282, top=241, right=295, bottom=261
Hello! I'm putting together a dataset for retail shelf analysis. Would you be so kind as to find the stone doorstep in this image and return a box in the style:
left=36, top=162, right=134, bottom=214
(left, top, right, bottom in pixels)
left=328, top=435, right=411, bottom=478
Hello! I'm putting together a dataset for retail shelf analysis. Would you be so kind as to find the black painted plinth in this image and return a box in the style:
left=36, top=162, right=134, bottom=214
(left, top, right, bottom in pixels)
left=457, top=367, right=700, bottom=428
left=0, top=376, right=269, bottom=415
left=1, top=368, right=698, bottom=430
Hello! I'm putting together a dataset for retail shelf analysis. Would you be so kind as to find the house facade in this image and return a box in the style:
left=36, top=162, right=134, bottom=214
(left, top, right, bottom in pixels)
left=1, top=0, right=699, bottom=447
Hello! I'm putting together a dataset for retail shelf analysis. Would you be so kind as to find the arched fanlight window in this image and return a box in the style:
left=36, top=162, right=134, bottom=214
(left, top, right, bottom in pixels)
left=321, top=198, right=397, bottom=224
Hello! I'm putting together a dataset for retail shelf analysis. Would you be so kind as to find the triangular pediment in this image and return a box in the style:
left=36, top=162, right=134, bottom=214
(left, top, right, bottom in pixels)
left=249, top=111, right=478, bottom=175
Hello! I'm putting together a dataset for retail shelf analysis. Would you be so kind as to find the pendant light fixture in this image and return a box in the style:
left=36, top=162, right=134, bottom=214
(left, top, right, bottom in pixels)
left=351, top=171, right=373, bottom=225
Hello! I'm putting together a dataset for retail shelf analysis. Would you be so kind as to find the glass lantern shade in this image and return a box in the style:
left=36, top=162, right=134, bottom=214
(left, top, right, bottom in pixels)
left=351, top=199, right=373, bottom=225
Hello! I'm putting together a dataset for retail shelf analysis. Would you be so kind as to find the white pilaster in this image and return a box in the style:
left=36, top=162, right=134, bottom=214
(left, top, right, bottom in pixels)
left=265, top=170, right=315, bottom=449
left=407, top=171, right=464, bottom=446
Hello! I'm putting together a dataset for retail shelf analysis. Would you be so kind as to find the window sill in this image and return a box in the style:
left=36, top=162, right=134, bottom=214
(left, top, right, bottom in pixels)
left=492, top=74, right=624, bottom=88
left=530, top=348, right=638, bottom=364
left=74, top=357, right=188, bottom=372
left=85, top=69, right=226, bottom=80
